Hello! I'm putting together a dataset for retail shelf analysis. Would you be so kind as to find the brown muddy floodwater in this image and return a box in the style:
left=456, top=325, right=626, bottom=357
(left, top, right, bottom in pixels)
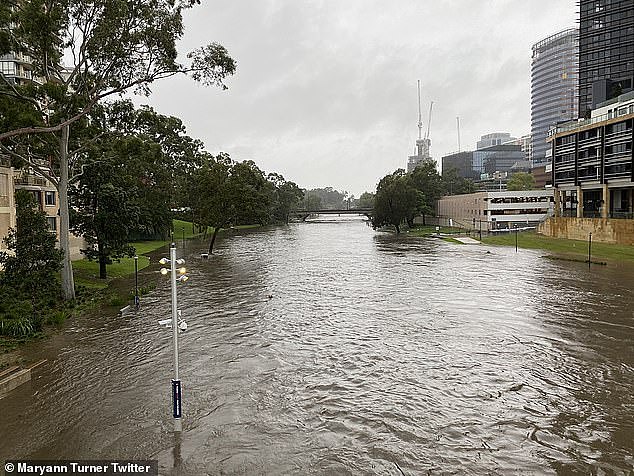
left=1, top=216, right=633, bottom=475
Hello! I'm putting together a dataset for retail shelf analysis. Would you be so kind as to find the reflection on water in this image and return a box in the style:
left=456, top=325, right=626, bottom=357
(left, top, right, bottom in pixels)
left=1, top=217, right=633, bottom=474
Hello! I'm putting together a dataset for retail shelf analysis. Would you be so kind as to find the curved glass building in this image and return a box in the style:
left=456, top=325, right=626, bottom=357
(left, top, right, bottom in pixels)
left=531, top=28, right=579, bottom=166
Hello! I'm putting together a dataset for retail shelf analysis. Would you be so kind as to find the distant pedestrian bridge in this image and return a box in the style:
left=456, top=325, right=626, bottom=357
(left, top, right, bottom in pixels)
left=290, top=208, right=373, bottom=221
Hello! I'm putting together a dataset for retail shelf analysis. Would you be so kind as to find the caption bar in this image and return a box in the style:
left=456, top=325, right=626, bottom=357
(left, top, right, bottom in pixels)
left=4, top=461, right=157, bottom=476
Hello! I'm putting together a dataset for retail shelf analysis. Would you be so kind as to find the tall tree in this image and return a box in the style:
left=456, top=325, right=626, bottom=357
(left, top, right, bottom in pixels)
left=268, top=173, right=304, bottom=224
left=0, top=0, right=235, bottom=299
left=188, top=154, right=234, bottom=254
left=408, top=160, right=444, bottom=225
left=70, top=135, right=163, bottom=279
left=507, top=172, right=535, bottom=191
left=372, top=169, right=421, bottom=234
left=0, top=190, right=63, bottom=322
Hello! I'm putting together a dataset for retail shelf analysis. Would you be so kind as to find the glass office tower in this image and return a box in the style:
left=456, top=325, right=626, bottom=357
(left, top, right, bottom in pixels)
left=531, top=28, right=579, bottom=165
left=578, top=0, right=634, bottom=118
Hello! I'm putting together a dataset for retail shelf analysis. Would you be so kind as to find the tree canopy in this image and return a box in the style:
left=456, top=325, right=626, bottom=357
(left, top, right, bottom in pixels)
left=507, top=172, right=535, bottom=191
left=0, top=0, right=236, bottom=299
left=372, top=169, right=421, bottom=234
left=0, top=189, right=63, bottom=293
left=409, top=161, right=444, bottom=225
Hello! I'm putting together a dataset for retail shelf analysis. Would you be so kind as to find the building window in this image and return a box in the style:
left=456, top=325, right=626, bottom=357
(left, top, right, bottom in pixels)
left=47, top=217, right=57, bottom=232
left=45, top=190, right=56, bottom=206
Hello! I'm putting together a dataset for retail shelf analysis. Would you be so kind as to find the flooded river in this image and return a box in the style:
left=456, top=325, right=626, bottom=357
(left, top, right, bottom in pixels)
left=1, top=217, right=633, bottom=474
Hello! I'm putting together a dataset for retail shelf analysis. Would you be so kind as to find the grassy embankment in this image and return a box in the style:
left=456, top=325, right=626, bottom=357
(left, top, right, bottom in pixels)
left=481, top=230, right=634, bottom=264
left=72, top=219, right=205, bottom=290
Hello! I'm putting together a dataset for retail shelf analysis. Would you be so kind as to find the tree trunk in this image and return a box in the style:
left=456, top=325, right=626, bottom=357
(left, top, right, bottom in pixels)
left=97, top=240, right=107, bottom=279
left=208, top=227, right=220, bottom=254
left=58, top=124, right=75, bottom=300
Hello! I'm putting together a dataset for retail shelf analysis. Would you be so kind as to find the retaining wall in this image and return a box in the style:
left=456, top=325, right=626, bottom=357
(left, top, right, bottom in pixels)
left=539, top=217, right=634, bottom=245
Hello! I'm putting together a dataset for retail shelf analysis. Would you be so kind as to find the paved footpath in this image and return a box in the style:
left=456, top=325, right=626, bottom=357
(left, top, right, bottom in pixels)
left=453, top=237, right=481, bottom=245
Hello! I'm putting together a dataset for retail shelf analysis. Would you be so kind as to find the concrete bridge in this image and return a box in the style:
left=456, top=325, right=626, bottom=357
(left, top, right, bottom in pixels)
left=290, top=208, right=373, bottom=221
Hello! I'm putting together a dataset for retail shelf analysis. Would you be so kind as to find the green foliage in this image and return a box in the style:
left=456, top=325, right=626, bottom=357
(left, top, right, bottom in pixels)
left=0, top=191, right=63, bottom=297
left=408, top=161, right=444, bottom=224
left=267, top=173, right=304, bottom=224
left=188, top=155, right=285, bottom=252
left=107, top=294, right=127, bottom=307
left=69, top=101, right=206, bottom=278
left=0, top=0, right=236, bottom=299
left=0, top=191, right=65, bottom=337
left=357, top=192, right=375, bottom=208
left=507, top=172, right=535, bottom=191
left=302, top=187, right=348, bottom=210
left=372, top=169, right=422, bottom=233
left=0, top=316, right=36, bottom=338
left=46, top=310, right=70, bottom=328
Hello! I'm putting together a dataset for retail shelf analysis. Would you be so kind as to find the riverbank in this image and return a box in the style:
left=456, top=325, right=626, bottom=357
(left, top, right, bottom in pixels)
left=481, top=230, right=634, bottom=264
left=408, top=225, right=634, bottom=264
left=0, top=220, right=261, bottom=368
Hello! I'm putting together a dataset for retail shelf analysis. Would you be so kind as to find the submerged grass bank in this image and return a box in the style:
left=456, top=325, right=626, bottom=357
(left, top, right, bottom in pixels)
left=407, top=225, right=634, bottom=264
left=1, top=220, right=260, bottom=361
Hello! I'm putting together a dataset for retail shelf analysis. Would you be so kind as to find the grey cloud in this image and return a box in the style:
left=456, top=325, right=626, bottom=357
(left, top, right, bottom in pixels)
left=145, top=0, right=576, bottom=195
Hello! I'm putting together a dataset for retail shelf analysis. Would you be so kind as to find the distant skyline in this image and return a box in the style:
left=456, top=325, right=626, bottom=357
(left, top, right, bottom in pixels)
left=141, top=0, right=577, bottom=196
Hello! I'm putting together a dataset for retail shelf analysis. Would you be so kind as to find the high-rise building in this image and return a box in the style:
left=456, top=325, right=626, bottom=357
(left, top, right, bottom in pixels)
left=407, top=136, right=432, bottom=173
left=578, top=0, right=634, bottom=118
left=473, top=144, right=527, bottom=177
left=531, top=28, right=579, bottom=165
left=441, top=151, right=476, bottom=179
left=0, top=52, right=40, bottom=85
left=503, top=133, right=533, bottom=164
left=476, top=132, right=516, bottom=150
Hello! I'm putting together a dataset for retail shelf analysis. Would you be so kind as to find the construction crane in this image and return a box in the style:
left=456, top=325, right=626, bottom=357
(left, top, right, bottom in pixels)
left=425, top=101, right=434, bottom=141
left=417, top=80, right=423, bottom=140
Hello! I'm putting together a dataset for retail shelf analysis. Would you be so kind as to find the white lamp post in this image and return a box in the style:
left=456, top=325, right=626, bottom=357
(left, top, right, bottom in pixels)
left=159, top=243, right=189, bottom=433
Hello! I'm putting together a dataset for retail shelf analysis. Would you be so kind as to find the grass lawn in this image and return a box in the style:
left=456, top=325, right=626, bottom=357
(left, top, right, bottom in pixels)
left=481, top=230, right=634, bottom=263
left=71, top=220, right=262, bottom=284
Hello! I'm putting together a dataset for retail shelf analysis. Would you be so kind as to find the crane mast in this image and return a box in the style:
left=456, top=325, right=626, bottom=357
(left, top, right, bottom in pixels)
left=417, top=80, right=423, bottom=140
left=425, top=101, right=434, bottom=141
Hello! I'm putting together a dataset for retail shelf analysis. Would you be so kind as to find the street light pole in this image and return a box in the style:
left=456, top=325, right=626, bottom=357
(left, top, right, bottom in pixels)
left=170, top=243, right=182, bottom=433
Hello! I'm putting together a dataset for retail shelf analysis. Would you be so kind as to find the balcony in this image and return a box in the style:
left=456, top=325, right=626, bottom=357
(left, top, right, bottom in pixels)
left=14, top=175, right=48, bottom=187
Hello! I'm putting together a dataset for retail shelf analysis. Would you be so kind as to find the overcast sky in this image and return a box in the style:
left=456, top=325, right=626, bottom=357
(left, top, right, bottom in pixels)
left=145, top=0, right=577, bottom=196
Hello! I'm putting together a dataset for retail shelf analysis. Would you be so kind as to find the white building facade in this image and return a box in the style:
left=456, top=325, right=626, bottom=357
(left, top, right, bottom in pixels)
left=437, top=190, right=554, bottom=230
